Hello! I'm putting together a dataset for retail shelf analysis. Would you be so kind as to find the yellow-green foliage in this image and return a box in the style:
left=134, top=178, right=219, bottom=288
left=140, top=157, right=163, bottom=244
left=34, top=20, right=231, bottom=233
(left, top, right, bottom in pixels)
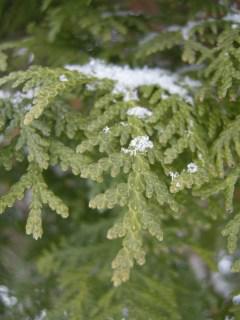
left=1, top=29, right=240, bottom=285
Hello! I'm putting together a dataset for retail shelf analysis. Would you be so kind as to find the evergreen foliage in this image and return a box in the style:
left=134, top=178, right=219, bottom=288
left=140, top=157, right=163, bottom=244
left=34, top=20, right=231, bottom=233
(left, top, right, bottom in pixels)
left=2, top=0, right=240, bottom=319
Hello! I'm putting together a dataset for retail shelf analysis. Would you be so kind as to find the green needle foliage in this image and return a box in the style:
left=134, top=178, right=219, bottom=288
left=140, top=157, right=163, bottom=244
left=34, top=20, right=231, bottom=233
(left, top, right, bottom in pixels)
left=2, top=0, right=240, bottom=319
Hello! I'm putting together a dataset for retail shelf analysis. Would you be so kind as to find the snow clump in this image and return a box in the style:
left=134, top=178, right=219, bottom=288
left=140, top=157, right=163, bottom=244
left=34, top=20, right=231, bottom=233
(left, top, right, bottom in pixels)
left=122, top=136, right=153, bottom=156
left=127, top=106, right=152, bottom=119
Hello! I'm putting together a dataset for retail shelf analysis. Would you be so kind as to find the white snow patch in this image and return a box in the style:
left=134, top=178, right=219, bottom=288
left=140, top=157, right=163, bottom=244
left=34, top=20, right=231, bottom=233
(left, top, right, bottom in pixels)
left=187, top=162, right=198, bottom=173
left=122, top=136, right=153, bottom=155
left=211, top=272, right=232, bottom=297
left=169, top=171, right=179, bottom=180
left=0, top=89, right=37, bottom=105
left=65, top=59, right=194, bottom=102
left=218, top=256, right=232, bottom=275
left=103, top=126, right=110, bottom=133
left=0, top=285, right=17, bottom=307
left=183, top=76, right=201, bottom=88
left=127, top=106, right=152, bottom=119
left=113, top=83, right=138, bottom=101
left=224, top=13, right=240, bottom=24
left=167, top=19, right=214, bottom=40
left=181, top=21, right=200, bottom=40
left=11, top=89, right=36, bottom=105
left=141, top=10, right=240, bottom=47
left=185, top=96, right=194, bottom=105
left=59, top=74, right=68, bottom=82
left=233, top=294, right=240, bottom=305
left=167, top=12, right=240, bottom=41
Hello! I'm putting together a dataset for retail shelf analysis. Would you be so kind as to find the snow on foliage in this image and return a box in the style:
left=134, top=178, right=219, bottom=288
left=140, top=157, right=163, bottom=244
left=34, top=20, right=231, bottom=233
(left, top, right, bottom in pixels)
left=187, top=162, right=198, bottom=173
left=218, top=255, right=232, bottom=275
left=121, top=136, right=153, bottom=155
left=59, top=74, right=68, bottom=82
left=144, top=10, right=240, bottom=44
left=169, top=172, right=179, bottom=180
left=182, top=76, right=201, bottom=88
left=181, top=21, right=202, bottom=40
left=103, top=126, right=110, bottom=133
left=0, top=89, right=36, bottom=105
left=224, top=13, right=240, bottom=24
left=233, top=294, right=240, bottom=305
left=127, top=106, right=152, bottom=119
left=0, top=285, right=17, bottom=307
left=65, top=59, right=196, bottom=102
